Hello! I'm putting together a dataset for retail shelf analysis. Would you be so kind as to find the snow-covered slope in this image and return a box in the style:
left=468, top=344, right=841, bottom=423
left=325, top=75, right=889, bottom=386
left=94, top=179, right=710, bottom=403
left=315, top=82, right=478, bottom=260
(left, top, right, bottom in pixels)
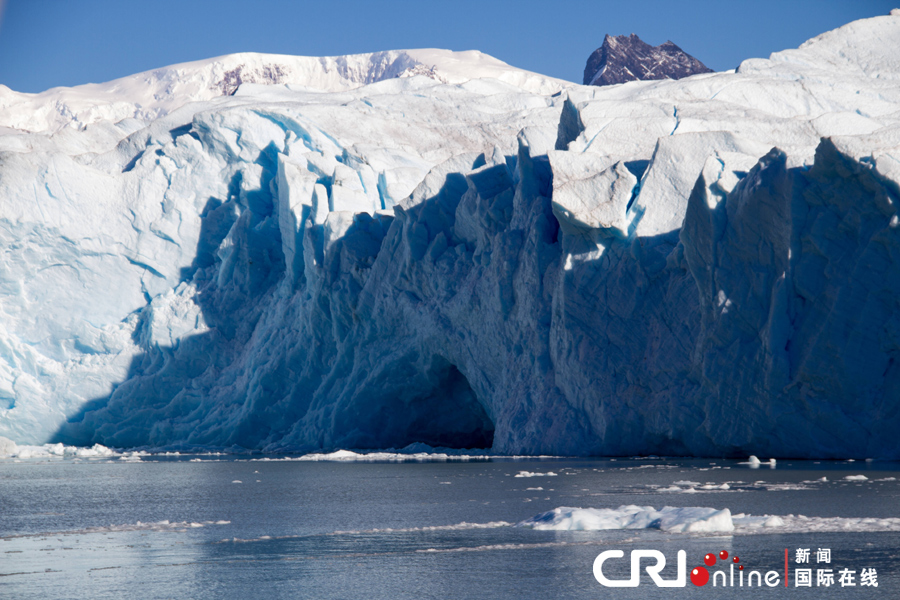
left=2, top=12, right=900, bottom=457
left=0, top=48, right=567, bottom=134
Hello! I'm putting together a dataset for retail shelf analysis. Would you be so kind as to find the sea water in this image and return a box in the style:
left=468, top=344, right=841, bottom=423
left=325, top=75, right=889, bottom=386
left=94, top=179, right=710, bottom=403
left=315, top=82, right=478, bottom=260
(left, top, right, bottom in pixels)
left=1, top=455, right=898, bottom=599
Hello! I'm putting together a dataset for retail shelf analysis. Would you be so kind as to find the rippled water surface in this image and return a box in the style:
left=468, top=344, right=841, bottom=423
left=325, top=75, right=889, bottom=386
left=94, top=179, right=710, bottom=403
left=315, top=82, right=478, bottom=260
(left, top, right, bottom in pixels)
left=2, top=456, right=898, bottom=598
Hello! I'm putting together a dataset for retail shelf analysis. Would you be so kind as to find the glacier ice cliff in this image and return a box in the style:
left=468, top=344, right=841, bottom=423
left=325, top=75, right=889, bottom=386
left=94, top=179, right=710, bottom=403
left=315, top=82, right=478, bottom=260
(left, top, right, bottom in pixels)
left=2, top=13, right=900, bottom=457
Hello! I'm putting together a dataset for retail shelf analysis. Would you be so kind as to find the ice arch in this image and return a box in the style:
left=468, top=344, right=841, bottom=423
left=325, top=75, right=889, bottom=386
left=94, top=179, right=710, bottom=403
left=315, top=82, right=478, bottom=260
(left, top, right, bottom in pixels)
left=329, top=356, right=495, bottom=450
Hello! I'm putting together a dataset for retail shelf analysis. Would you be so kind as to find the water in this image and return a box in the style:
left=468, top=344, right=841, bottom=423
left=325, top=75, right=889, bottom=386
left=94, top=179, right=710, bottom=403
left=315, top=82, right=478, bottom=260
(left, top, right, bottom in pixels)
left=1, top=455, right=898, bottom=598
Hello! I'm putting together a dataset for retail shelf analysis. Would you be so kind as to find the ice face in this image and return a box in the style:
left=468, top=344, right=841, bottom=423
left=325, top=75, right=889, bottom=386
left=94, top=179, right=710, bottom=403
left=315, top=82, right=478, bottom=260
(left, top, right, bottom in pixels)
left=1, top=13, right=899, bottom=457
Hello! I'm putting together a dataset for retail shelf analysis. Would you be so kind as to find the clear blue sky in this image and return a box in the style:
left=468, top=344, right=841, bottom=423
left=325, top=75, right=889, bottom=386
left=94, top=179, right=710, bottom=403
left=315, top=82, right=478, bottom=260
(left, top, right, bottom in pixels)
left=0, top=0, right=895, bottom=93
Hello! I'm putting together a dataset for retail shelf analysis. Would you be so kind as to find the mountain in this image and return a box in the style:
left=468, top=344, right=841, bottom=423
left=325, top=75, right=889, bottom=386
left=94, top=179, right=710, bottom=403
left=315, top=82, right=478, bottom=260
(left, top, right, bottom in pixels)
left=0, top=49, right=567, bottom=134
left=1, top=11, right=900, bottom=458
left=583, top=34, right=713, bottom=86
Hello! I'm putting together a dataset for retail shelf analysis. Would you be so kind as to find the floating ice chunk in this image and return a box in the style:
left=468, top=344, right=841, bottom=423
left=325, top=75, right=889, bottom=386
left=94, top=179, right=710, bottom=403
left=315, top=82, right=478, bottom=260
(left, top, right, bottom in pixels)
left=77, top=444, right=116, bottom=457
left=284, top=449, right=494, bottom=462
left=11, top=446, right=40, bottom=459
left=763, top=483, right=814, bottom=491
left=739, top=456, right=777, bottom=468
left=518, top=505, right=735, bottom=533
left=697, top=483, right=730, bottom=490
left=0, top=436, right=17, bottom=457
left=732, top=513, right=900, bottom=533
left=520, top=506, right=900, bottom=535
left=844, top=475, right=869, bottom=481
left=319, top=450, right=361, bottom=460
left=658, top=481, right=733, bottom=494
left=514, top=471, right=558, bottom=478
left=330, top=522, right=513, bottom=536
left=1, top=520, right=231, bottom=539
left=222, top=522, right=514, bottom=544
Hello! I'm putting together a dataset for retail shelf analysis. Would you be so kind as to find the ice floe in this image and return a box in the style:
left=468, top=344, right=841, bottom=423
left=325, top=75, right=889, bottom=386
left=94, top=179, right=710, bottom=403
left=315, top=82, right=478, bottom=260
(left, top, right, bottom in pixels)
left=0, top=520, right=231, bottom=540
left=518, top=505, right=900, bottom=534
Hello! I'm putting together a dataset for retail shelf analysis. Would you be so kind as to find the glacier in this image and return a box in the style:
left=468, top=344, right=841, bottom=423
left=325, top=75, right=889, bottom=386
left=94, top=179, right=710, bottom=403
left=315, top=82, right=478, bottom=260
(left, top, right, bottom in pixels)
left=1, top=12, right=900, bottom=457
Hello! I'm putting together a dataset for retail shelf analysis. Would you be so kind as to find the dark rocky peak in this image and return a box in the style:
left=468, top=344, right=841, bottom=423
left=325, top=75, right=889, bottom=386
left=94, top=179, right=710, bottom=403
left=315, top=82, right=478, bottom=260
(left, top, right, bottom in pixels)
left=583, top=33, right=713, bottom=86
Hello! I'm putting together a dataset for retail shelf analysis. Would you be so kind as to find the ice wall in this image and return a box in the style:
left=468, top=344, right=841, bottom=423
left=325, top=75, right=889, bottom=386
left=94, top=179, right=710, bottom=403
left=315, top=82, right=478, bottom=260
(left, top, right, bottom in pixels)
left=1, top=13, right=899, bottom=457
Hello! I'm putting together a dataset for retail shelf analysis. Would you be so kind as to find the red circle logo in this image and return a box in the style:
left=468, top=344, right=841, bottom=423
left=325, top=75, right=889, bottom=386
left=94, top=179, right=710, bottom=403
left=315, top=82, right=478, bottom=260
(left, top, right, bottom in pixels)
left=691, top=566, right=710, bottom=586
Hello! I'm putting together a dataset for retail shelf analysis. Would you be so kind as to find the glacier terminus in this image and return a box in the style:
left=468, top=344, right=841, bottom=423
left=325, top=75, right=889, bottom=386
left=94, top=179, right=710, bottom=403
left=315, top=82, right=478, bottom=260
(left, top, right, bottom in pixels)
left=1, top=13, right=900, bottom=458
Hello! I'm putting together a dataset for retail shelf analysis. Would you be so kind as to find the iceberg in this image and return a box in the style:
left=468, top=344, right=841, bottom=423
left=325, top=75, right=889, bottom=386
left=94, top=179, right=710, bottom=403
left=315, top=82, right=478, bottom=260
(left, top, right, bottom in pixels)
left=518, top=505, right=900, bottom=533
left=518, top=505, right=735, bottom=533
left=1, top=13, right=899, bottom=458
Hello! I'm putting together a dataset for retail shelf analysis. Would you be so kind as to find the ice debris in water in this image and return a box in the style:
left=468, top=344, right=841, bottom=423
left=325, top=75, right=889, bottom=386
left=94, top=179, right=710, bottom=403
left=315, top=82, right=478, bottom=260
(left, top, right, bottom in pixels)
left=740, top=456, right=777, bottom=468
left=519, top=505, right=900, bottom=533
left=514, top=471, right=558, bottom=478
left=518, top=505, right=735, bottom=532
left=0, top=437, right=117, bottom=459
left=258, top=448, right=496, bottom=462
left=1, top=520, right=232, bottom=540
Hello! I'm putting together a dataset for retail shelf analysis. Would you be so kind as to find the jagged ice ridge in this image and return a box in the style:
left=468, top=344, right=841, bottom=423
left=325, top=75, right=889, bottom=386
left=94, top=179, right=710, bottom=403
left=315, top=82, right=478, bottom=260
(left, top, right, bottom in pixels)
left=1, top=13, right=900, bottom=457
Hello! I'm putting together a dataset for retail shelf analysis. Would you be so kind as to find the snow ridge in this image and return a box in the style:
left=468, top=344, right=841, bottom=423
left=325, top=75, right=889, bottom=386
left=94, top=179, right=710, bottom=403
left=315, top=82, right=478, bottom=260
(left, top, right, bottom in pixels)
left=0, top=49, right=566, bottom=134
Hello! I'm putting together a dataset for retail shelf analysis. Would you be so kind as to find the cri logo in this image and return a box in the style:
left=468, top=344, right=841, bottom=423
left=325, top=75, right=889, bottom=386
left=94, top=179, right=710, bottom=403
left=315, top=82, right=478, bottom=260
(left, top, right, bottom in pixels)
left=593, top=550, right=686, bottom=587
left=593, top=549, right=745, bottom=588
